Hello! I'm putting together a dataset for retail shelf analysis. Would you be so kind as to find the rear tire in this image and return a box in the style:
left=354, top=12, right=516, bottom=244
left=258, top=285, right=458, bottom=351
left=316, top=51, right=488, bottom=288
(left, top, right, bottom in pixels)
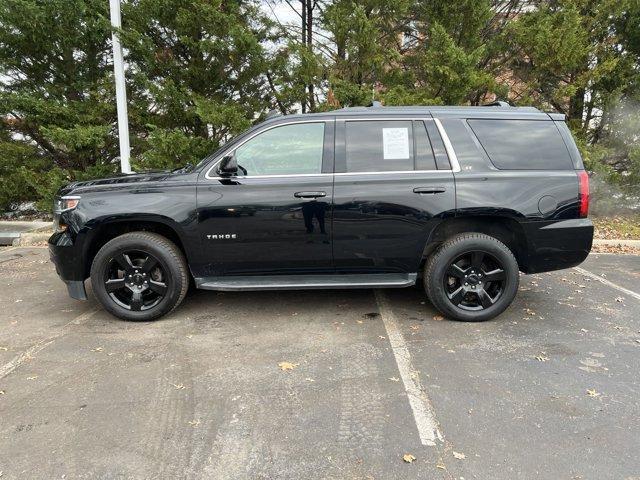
left=424, top=233, right=519, bottom=322
left=90, top=232, right=189, bottom=321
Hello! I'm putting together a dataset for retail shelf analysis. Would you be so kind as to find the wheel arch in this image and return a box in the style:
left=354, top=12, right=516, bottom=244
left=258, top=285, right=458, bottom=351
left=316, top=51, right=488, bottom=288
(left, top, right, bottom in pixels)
left=81, top=216, right=191, bottom=279
left=423, top=216, right=529, bottom=271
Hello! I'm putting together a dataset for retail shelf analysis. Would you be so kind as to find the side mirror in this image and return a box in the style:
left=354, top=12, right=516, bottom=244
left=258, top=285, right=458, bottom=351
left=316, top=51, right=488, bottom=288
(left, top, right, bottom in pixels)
left=218, top=155, right=238, bottom=176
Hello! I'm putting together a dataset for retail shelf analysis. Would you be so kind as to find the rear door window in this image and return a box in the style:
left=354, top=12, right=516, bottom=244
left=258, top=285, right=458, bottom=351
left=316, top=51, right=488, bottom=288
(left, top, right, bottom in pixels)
left=413, top=121, right=437, bottom=171
left=345, top=120, right=414, bottom=172
left=468, top=119, right=573, bottom=170
left=424, top=121, right=451, bottom=170
left=344, top=120, right=449, bottom=172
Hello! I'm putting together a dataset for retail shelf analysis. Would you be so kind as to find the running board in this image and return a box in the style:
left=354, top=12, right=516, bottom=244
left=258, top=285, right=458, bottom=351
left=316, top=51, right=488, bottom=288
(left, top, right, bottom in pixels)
left=195, top=273, right=417, bottom=291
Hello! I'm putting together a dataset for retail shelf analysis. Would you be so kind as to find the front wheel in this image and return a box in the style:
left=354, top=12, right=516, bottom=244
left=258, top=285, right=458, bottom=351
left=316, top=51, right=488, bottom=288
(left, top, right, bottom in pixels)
left=90, top=232, right=189, bottom=321
left=424, top=233, right=519, bottom=322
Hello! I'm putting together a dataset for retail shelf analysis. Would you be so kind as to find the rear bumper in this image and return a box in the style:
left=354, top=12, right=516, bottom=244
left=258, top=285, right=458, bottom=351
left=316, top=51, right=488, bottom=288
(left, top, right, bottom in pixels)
left=522, top=218, right=593, bottom=274
left=48, top=231, right=87, bottom=300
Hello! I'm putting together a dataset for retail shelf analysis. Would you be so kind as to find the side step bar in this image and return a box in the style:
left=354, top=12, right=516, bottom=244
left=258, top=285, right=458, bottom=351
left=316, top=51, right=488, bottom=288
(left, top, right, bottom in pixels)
left=195, top=273, right=418, bottom=291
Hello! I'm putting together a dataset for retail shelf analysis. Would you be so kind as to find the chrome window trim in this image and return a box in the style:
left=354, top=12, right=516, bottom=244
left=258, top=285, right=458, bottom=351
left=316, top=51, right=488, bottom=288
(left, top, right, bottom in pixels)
left=204, top=119, right=329, bottom=180
left=434, top=118, right=461, bottom=172
left=334, top=169, right=449, bottom=176
left=203, top=116, right=460, bottom=179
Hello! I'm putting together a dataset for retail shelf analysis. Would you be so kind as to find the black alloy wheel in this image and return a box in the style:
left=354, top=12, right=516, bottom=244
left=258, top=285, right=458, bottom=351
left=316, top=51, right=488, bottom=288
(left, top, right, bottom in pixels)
left=91, top=232, right=189, bottom=321
left=104, top=250, right=168, bottom=311
left=444, top=250, right=506, bottom=311
left=424, top=233, right=519, bottom=322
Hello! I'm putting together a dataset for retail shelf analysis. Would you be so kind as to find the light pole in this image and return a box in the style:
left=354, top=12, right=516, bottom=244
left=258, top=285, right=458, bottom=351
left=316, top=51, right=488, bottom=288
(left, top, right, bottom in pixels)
left=109, top=0, right=132, bottom=174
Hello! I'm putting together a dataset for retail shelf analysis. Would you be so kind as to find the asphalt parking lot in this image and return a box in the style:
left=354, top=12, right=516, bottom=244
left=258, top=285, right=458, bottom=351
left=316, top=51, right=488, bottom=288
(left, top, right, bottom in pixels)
left=1, top=246, right=639, bottom=479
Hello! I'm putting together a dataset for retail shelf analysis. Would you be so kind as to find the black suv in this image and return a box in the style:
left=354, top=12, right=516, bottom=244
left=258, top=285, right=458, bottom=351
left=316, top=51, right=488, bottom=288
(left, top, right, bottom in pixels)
left=49, top=103, right=593, bottom=322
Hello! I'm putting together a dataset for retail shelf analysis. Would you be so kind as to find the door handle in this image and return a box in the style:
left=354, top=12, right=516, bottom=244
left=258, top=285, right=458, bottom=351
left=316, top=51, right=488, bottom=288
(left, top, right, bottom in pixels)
left=294, top=191, right=327, bottom=199
left=413, top=187, right=446, bottom=194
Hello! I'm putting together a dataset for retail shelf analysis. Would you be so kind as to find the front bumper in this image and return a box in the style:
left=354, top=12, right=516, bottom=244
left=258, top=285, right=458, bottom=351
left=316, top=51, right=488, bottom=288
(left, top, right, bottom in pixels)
left=48, top=231, right=87, bottom=300
left=522, top=218, right=594, bottom=274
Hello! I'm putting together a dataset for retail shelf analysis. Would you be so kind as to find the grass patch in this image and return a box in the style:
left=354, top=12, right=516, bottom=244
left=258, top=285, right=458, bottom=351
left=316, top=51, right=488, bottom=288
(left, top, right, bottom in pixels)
left=593, top=216, right=640, bottom=240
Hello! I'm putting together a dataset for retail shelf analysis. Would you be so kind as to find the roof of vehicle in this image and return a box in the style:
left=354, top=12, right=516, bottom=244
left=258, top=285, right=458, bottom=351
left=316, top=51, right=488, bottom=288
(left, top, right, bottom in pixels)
left=262, top=102, right=562, bottom=124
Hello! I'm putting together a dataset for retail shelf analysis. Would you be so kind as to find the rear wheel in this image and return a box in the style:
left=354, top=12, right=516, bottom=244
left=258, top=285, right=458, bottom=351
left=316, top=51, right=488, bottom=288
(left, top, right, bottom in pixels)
left=90, top=232, right=189, bottom=321
left=424, top=233, right=519, bottom=322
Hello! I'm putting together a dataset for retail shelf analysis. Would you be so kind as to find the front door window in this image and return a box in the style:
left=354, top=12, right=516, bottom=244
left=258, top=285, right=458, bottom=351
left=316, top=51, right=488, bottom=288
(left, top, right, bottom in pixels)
left=234, top=123, right=325, bottom=176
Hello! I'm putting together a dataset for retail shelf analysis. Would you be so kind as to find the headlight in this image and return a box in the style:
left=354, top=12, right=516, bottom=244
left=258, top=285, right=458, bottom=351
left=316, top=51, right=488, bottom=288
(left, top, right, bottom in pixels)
left=54, top=195, right=81, bottom=213
left=53, top=195, right=80, bottom=232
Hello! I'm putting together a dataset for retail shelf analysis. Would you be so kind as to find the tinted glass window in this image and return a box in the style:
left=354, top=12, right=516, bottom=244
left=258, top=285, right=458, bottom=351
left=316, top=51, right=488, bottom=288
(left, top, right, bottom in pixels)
left=425, top=121, right=451, bottom=170
left=468, top=120, right=573, bottom=170
left=414, top=121, right=437, bottom=170
left=234, top=123, right=325, bottom=176
left=345, top=121, right=414, bottom=172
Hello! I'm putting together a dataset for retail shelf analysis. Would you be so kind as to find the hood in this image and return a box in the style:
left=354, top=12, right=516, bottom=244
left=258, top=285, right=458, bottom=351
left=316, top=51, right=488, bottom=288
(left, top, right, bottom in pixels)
left=58, top=169, right=194, bottom=196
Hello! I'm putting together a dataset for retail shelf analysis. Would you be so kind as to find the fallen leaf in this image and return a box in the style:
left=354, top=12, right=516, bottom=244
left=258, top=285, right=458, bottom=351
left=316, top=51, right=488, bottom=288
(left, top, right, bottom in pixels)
left=389, top=377, right=400, bottom=382
left=0, top=346, right=7, bottom=351
left=26, top=375, right=38, bottom=380
left=402, top=453, right=416, bottom=463
left=378, top=335, right=386, bottom=340
left=91, top=347, right=103, bottom=352
left=453, top=451, right=466, bottom=460
left=410, top=325, right=419, bottom=331
left=436, top=463, right=446, bottom=470
left=304, top=377, right=315, bottom=382
left=586, top=388, right=601, bottom=397
left=535, top=355, right=549, bottom=362
left=278, top=361, right=299, bottom=371
left=356, top=320, right=363, bottom=324
left=188, top=419, right=200, bottom=427
left=615, top=296, right=624, bottom=303
left=432, top=315, right=444, bottom=321
left=0, top=390, right=5, bottom=395
left=171, top=383, right=186, bottom=390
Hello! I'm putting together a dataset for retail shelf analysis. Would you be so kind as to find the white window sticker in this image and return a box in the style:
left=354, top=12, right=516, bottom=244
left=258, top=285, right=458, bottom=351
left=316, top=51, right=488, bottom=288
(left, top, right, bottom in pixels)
left=382, top=128, right=410, bottom=160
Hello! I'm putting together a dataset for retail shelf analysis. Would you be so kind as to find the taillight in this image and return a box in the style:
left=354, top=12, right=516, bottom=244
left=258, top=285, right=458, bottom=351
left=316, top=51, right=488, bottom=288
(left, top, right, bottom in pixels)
left=577, top=170, right=589, bottom=218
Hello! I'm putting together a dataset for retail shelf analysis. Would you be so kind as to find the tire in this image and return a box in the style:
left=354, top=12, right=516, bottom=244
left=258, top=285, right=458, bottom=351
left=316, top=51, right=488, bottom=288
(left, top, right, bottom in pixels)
left=424, top=233, right=519, bottom=322
left=90, top=232, right=189, bottom=321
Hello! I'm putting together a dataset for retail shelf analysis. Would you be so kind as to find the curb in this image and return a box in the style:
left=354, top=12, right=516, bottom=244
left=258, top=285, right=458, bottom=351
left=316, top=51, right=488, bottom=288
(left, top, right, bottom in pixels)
left=0, top=221, right=51, bottom=246
left=592, top=239, right=640, bottom=247
left=15, top=231, right=52, bottom=246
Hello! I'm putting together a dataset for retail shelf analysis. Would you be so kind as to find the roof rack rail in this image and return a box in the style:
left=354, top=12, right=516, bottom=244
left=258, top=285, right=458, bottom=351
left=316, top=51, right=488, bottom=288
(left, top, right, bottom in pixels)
left=482, top=100, right=511, bottom=107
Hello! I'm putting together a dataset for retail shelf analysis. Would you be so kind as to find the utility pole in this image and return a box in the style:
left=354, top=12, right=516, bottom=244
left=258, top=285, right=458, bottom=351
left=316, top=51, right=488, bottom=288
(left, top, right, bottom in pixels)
left=109, top=0, right=132, bottom=174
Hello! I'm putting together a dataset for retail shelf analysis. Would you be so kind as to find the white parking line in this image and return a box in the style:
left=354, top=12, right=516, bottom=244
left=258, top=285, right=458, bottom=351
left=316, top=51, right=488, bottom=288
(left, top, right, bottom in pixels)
left=574, top=266, right=640, bottom=302
left=374, top=290, right=444, bottom=446
left=0, top=308, right=99, bottom=380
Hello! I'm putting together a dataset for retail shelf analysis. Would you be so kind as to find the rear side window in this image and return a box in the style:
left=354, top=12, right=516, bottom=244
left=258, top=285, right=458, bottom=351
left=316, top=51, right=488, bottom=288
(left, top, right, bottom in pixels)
left=468, top=119, right=573, bottom=170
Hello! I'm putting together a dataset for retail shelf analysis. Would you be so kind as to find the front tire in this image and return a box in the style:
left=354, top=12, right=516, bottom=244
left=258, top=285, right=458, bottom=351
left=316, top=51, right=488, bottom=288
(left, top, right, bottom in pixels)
left=90, top=232, right=189, bottom=321
left=424, top=233, right=519, bottom=322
